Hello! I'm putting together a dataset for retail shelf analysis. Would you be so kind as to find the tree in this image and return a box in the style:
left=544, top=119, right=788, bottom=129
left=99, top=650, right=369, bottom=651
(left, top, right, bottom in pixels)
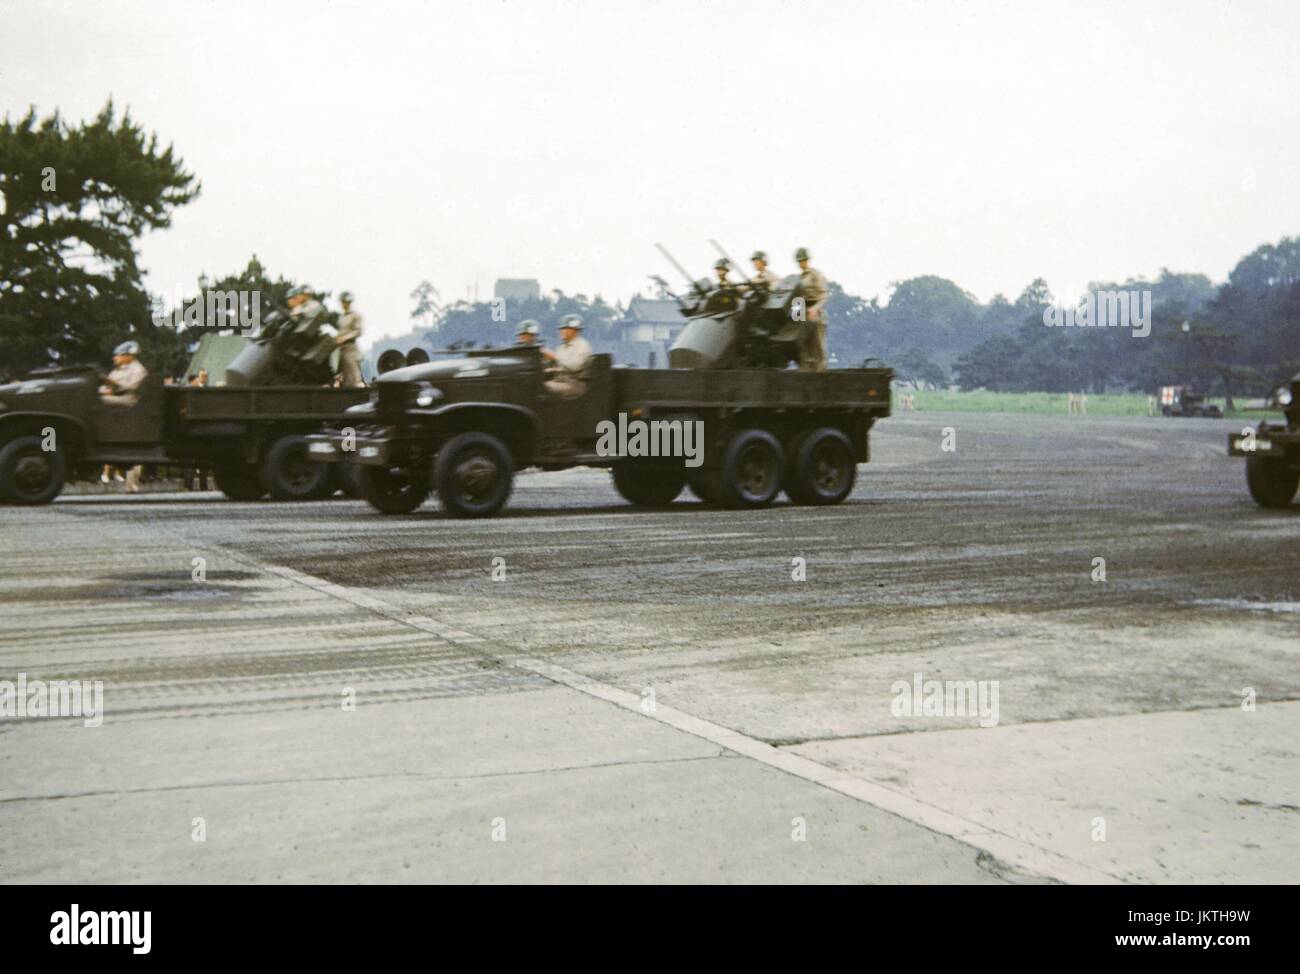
left=0, top=101, right=200, bottom=377
left=409, top=280, right=442, bottom=331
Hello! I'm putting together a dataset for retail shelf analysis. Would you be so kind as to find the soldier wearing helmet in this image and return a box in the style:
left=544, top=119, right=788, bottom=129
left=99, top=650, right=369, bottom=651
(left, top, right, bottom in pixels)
left=794, top=247, right=829, bottom=372
left=542, top=314, right=592, bottom=398
left=748, top=250, right=779, bottom=291
left=99, top=340, right=148, bottom=407
left=335, top=290, right=365, bottom=388
left=515, top=320, right=541, bottom=346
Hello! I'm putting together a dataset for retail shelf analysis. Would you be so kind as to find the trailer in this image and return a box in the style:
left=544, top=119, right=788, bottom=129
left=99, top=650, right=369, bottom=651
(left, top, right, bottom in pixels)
left=306, top=345, right=892, bottom=516
left=0, top=366, right=368, bottom=504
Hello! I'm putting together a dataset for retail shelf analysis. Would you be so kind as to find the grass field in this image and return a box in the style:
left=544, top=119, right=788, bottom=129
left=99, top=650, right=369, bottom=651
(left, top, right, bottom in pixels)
left=900, top=389, right=1275, bottom=419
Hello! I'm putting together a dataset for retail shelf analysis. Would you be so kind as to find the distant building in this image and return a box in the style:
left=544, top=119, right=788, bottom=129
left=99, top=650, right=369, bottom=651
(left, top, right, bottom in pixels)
left=494, top=278, right=540, bottom=303
left=614, top=295, right=689, bottom=367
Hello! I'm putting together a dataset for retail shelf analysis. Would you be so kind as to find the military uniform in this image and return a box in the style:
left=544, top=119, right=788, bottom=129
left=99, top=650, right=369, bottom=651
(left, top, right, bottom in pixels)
left=795, top=254, right=828, bottom=372
left=100, top=359, right=147, bottom=407
left=545, top=334, right=593, bottom=398
left=749, top=267, right=780, bottom=290
left=336, top=305, right=364, bottom=388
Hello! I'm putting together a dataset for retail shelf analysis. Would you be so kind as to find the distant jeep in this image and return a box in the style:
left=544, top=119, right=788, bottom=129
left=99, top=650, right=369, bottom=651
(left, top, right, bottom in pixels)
left=1159, top=385, right=1223, bottom=418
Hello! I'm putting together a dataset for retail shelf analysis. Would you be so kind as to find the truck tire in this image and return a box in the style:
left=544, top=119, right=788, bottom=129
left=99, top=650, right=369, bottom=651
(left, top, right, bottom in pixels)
left=611, top=465, right=684, bottom=507
left=1246, top=456, right=1299, bottom=509
left=359, top=465, right=429, bottom=514
left=337, top=461, right=364, bottom=499
left=434, top=432, right=514, bottom=518
left=710, top=429, right=784, bottom=508
left=213, top=462, right=268, bottom=501
left=261, top=434, right=333, bottom=501
left=785, top=428, right=856, bottom=506
left=0, top=436, right=67, bottom=505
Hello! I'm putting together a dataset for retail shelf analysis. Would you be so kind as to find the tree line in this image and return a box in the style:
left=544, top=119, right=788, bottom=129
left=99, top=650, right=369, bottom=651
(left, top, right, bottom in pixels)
left=2, top=102, right=1296, bottom=398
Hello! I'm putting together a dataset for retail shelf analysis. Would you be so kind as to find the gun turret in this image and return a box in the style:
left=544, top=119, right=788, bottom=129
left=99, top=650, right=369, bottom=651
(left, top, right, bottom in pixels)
left=669, top=275, right=805, bottom=370
left=224, top=304, right=339, bottom=386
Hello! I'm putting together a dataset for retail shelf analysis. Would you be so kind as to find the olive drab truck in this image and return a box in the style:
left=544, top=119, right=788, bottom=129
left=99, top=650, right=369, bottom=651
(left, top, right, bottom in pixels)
left=307, top=256, right=892, bottom=517
left=0, top=304, right=378, bottom=505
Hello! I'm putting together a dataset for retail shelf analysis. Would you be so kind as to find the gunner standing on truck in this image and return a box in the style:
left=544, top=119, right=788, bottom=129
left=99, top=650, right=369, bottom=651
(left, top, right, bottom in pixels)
left=99, top=341, right=148, bottom=407
left=335, top=290, right=364, bottom=387
left=748, top=250, right=779, bottom=290
left=542, top=314, right=592, bottom=398
left=794, top=247, right=828, bottom=372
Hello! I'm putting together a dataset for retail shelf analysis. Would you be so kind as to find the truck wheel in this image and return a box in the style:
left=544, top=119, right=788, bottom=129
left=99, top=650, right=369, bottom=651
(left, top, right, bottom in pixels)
left=0, top=436, right=67, bottom=505
left=785, top=428, right=857, bottom=506
left=1246, top=456, right=1299, bottom=509
left=711, top=429, right=784, bottom=508
left=359, top=465, right=429, bottom=514
left=261, top=434, right=333, bottom=501
left=611, top=465, right=684, bottom=507
left=337, top=461, right=364, bottom=499
left=434, top=432, right=514, bottom=517
left=213, top=463, right=268, bottom=501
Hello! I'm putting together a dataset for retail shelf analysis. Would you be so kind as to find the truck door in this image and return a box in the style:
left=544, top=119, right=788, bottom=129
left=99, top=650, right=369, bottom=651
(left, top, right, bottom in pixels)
left=537, top=354, right=613, bottom=448
left=93, top=375, right=166, bottom=445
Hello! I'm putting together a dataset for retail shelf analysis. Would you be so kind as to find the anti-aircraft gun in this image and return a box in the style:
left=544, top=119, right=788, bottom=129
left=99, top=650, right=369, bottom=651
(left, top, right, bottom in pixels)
left=654, top=245, right=807, bottom=370
left=224, top=302, right=341, bottom=387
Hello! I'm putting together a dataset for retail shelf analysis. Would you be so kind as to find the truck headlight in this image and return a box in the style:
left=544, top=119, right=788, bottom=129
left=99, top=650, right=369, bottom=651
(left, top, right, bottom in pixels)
left=1278, top=386, right=1294, bottom=407
left=414, top=383, right=442, bottom=408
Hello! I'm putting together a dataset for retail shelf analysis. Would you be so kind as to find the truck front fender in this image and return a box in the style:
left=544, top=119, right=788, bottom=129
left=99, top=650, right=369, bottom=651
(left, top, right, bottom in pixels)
left=411, top=402, right=541, bottom=456
left=0, top=411, right=91, bottom=458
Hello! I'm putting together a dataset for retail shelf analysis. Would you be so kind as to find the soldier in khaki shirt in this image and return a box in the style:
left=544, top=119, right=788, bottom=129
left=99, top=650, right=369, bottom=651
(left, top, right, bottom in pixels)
left=335, top=290, right=364, bottom=387
left=542, top=315, right=593, bottom=398
left=99, top=341, right=148, bottom=407
left=748, top=250, right=780, bottom=291
left=794, top=247, right=829, bottom=372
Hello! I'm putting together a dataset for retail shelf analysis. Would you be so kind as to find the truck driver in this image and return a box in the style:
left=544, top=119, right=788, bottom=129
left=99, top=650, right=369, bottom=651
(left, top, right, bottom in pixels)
left=99, top=341, right=148, bottom=407
left=542, top=314, right=592, bottom=398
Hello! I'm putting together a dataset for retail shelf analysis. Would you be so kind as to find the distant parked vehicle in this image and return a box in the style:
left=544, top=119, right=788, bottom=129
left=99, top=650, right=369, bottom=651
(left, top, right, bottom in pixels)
left=1159, top=385, right=1223, bottom=418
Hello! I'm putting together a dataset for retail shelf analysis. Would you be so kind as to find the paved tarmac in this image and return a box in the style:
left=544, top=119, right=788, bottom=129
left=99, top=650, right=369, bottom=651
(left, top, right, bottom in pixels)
left=1, top=411, right=1296, bottom=883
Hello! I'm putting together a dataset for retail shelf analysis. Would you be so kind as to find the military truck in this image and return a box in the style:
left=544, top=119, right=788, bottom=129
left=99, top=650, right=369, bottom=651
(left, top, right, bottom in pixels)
left=0, top=305, right=372, bottom=505
left=1227, top=373, right=1299, bottom=509
left=307, top=278, right=892, bottom=516
left=1159, top=385, right=1223, bottom=418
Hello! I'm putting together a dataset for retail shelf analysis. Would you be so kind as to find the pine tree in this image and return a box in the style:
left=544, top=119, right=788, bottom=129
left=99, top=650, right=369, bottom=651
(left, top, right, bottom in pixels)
left=0, top=101, right=200, bottom=378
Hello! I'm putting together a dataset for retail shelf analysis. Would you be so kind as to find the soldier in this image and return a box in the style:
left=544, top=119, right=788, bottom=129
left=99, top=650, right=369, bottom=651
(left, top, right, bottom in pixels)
left=748, top=250, right=779, bottom=290
left=794, top=247, right=828, bottom=372
left=515, top=320, right=541, bottom=346
left=335, top=290, right=364, bottom=388
left=713, top=258, right=733, bottom=289
left=99, top=340, right=148, bottom=407
left=287, top=285, right=324, bottom=323
left=542, top=314, right=593, bottom=398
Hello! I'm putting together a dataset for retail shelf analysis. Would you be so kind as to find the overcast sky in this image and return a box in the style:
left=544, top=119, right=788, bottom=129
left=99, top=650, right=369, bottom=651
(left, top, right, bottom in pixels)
left=4, top=0, right=1299, bottom=345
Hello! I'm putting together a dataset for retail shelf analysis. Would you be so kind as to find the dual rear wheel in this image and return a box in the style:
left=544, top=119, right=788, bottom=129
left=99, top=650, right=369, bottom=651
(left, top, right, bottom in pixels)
left=613, top=427, right=857, bottom=510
